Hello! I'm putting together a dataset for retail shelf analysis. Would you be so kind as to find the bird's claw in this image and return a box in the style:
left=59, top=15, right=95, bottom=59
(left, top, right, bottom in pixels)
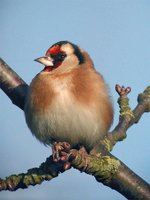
left=78, top=146, right=90, bottom=172
left=52, top=142, right=71, bottom=170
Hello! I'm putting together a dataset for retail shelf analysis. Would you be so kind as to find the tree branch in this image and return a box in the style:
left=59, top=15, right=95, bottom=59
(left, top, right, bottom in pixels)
left=0, top=58, right=150, bottom=199
left=0, top=58, right=28, bottom=110
left=105, top=85, right=150, bottom=150
left=0, top=156, right=65, bottom=191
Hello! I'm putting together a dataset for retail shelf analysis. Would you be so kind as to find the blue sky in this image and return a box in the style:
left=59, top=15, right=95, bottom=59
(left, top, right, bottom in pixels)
left=0, top=1, right=150, bottom=199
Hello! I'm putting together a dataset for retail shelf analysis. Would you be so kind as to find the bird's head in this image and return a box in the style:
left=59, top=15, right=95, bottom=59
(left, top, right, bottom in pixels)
left=34, top=41, right=87, bottom=73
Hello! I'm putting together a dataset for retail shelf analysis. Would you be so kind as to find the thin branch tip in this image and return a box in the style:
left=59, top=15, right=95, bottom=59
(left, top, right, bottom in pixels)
left=115, top=84, right=131, bottom=96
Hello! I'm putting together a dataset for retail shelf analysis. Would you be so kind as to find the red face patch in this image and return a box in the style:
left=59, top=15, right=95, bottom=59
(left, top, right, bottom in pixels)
left=46, top=45, right=61, bottom=56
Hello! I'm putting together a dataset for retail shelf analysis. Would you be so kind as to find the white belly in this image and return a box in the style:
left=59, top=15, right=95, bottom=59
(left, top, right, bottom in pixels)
left=25, top=83, right=104, bottom=149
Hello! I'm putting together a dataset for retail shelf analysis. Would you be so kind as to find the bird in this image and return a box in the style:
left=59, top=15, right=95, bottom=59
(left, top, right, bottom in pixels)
left=24, top=41, right=113, bottom=162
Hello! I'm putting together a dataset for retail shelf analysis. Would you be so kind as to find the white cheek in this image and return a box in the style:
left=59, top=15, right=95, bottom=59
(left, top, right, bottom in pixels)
left=63, top=54, right=79, bottom=68
left=61, top=43, right=74, bottom=55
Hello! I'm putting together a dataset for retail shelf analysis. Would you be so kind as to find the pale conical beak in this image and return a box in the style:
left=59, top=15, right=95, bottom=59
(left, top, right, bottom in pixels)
left=34, top=56, right=54, bottom=67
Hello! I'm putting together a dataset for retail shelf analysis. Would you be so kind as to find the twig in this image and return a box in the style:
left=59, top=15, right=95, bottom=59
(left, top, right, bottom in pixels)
left=105, top=84, right=150, bottom=150
left=0, top=156, right=64, bottom=191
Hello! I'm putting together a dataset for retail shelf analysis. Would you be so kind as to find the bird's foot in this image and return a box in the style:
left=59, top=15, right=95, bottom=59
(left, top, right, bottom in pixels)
left=52, top=142, right=71, bottom=170
left=78, top=146, right=90, bottom=172
left=52, top=142, right=70, bottom=162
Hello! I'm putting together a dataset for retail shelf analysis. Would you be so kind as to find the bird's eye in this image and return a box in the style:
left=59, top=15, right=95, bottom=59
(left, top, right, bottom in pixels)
left=57, top=53, right=66, bottom=61
left=59, top=54, right=66, bottom=59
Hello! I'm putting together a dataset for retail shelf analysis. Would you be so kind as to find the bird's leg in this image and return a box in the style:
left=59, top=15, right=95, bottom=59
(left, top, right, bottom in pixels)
left=52, top=141, right=71, bottom=162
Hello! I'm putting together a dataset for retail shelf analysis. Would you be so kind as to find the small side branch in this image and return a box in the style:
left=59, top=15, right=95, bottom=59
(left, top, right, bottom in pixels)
left=0, top=156, right=65, bottom=191
left=105, top=85, right=150, bottom=150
